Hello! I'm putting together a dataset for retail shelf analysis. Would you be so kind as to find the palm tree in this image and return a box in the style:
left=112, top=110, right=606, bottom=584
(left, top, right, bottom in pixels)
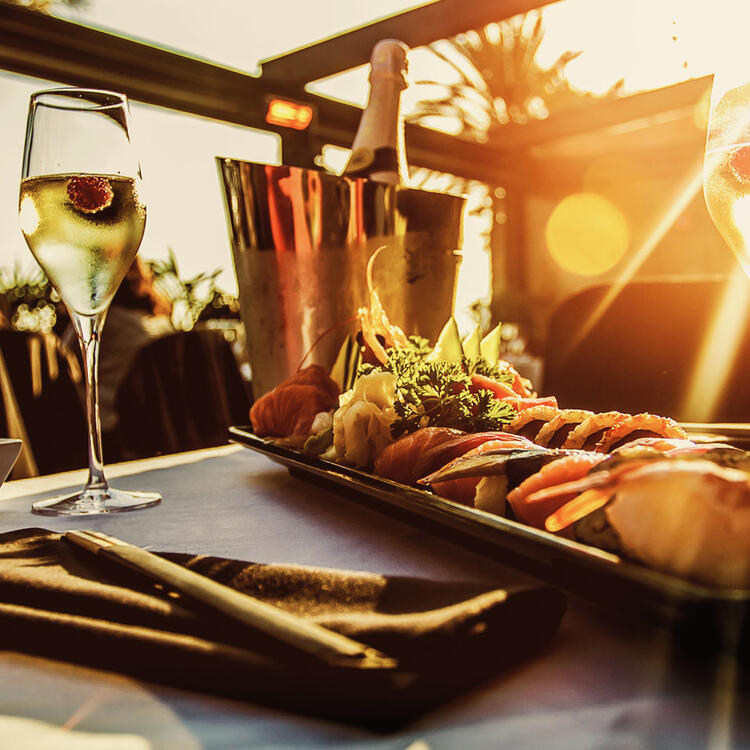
left=407, top=9, right=621, bottom=142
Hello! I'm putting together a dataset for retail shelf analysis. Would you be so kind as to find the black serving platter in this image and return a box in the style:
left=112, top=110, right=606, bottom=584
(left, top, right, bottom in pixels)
left=229, top=425, right=750, bottom=655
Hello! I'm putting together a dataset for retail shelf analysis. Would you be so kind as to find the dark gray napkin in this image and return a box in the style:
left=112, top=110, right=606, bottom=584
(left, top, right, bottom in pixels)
left=0, top=528, right=565, bottom=727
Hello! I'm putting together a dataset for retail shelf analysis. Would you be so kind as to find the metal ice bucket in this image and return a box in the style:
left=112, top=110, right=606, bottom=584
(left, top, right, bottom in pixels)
left=217, top=159, right=466, bottom=397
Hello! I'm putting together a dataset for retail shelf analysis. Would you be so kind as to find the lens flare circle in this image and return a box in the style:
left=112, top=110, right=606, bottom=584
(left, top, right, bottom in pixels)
left=546, top=193, right=629, bottom=275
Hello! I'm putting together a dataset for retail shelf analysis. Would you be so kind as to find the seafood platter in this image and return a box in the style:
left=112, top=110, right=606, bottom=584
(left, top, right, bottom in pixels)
left=231, top=263, right=750, bottom=650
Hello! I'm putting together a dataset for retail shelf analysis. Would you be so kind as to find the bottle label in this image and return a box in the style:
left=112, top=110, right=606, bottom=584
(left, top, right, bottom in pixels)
left=344, top=146, right=399, bottom=177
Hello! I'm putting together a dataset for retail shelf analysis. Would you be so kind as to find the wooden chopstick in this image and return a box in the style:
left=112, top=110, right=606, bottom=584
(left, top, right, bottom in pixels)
left=64, top=530, right=397, bottom=669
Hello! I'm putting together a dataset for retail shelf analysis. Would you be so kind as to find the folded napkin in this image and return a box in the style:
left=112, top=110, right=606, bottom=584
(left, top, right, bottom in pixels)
left=0, top=528, right=565, bottom=727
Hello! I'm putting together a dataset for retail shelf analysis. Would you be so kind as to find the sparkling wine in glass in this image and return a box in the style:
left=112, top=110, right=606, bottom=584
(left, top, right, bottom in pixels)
left=19, top=88, right=161, bottom=514
left=704, top=74, right=750, bottom=277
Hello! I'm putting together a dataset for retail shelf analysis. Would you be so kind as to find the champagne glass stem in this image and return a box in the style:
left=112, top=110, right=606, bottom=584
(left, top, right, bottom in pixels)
left=72, top=311, right=108, bottom=494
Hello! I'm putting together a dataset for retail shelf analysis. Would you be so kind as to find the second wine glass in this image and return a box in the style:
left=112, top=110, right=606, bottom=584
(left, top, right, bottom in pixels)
left=19, top=88, right=161, bottom=515
left=704, top=73, right=750, bottom=277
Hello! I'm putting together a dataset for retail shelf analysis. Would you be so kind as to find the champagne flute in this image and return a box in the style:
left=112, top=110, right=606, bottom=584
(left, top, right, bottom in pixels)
left=19, top=88, right=161, bottom=515
left=704, top=73, right=750, bottom=277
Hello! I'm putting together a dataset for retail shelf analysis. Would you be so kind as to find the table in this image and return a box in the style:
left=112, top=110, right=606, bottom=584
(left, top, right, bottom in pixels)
left=0, top=444, right=748, bottom=749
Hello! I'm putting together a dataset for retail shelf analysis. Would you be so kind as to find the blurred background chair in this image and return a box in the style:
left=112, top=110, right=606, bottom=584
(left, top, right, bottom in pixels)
left=0, top=329, right=87, bottom=477
left=542, top=278, right=750, bottom=423
left=111, top=328, right=252, bottom=461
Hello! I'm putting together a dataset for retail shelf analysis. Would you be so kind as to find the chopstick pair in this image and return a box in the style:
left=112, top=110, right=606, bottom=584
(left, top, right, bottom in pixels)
left=64, top=530, right=397, bottom=670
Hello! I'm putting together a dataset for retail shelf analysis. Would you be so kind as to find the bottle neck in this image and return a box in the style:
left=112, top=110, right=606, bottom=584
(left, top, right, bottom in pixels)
left=344, top=64, right=408, bottom=185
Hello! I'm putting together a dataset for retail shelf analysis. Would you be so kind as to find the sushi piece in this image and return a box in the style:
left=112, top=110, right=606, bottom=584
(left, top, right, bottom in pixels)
left=474, top=476, right=512, bottom=517
left=419, top=447, right=554, bottom=485
left=568, top=459, right=750, bottom=588
left=428, top=434, right=539, bottom=505
left=534, top=409, right=594, bottom=449
left=506, top=452, right=608, bottom=528
left=700, top=446, right=750, bottom=472
left=611, top=436, right=697, bottom=454
left=594, top=413, right=688, bottom=453
left=562, top=411, right=628, bottom=451
left=374, top=429, right=526, bottom=486
left=412, top=432, right=537, bottom=488
left=419, top=448, right=592, bottom=518
left=505, top=405, right=560, bottom=442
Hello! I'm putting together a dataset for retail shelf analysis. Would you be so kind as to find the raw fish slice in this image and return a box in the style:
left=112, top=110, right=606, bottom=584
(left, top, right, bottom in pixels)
left=421, top=448, right=593, bottom=520
left=505, top=405, right=560, bottom=442
left=421, top=449, right=554, bottom=519
left=612, top=436, right=696, bottom=454
left=534, top=409, right=594, bottom=449
left=412, top=432, right=534, bottom=487
left=562, top=411, right=628, bottom=450
left=699, top=446, right=750, bottom=471
left=374, top=426, right=465, bottom=484
left=422, top=435, right=538, bottom=482
left=429, top=435, right=538, bottom=505
left=285, top=364, right=341, bottom=401
left=506, top=452, right=607, bottom=528
left=250, top=365, right=340, bottom=438
left=501, top=395, right=558, bottom=412
left=419, top=448, right=588, bottom=486
left=594, top=413, right=688, bottom=453
left=507, top=452, right=607, bottom=506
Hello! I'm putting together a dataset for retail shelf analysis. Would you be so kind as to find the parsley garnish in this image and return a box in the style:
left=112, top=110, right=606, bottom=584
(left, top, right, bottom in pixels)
left=359, top=348, right=517, bottom=438
left=461, top=356, right=515, bottom=384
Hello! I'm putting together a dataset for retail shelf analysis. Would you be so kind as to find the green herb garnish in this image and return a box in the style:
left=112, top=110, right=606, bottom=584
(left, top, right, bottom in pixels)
left=359, top=348, right=516, bottom=438
left=461, top=355, right=515, bottom=383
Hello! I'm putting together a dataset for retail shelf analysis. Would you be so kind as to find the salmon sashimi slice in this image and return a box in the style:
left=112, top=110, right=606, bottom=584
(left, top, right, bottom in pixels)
left=250, top=365, right=340, bottom=438
left=374, top=426, right=466, bottom=485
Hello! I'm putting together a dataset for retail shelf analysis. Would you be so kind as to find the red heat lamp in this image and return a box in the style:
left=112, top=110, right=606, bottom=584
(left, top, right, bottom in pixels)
left=266, top=99, right=314, bottom=130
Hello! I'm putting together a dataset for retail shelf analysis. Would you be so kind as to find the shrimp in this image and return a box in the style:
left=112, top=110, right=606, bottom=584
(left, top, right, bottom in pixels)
left=534, top=409, right=594, bottom=449
left=594, top=413, right=688, bottom=453
left=505, top=405, right=560, bottom=442
left=357, top=246, right=410, bottom=365
left=507, top=453, right=607, bottom=528
left=562, top=411, right=628, bottom=450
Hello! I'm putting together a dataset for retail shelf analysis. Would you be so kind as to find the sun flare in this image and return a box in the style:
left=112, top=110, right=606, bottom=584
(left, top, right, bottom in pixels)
left=546, top=193, right=629, bottom=276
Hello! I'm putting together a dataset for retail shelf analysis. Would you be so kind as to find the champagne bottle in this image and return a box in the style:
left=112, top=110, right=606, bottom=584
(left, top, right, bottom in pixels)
left=342, top=39, right=409, bottom=185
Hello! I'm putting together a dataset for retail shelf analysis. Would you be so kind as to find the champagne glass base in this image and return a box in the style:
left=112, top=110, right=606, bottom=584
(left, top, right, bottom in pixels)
left=32, top=487, right=161, bottom=516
